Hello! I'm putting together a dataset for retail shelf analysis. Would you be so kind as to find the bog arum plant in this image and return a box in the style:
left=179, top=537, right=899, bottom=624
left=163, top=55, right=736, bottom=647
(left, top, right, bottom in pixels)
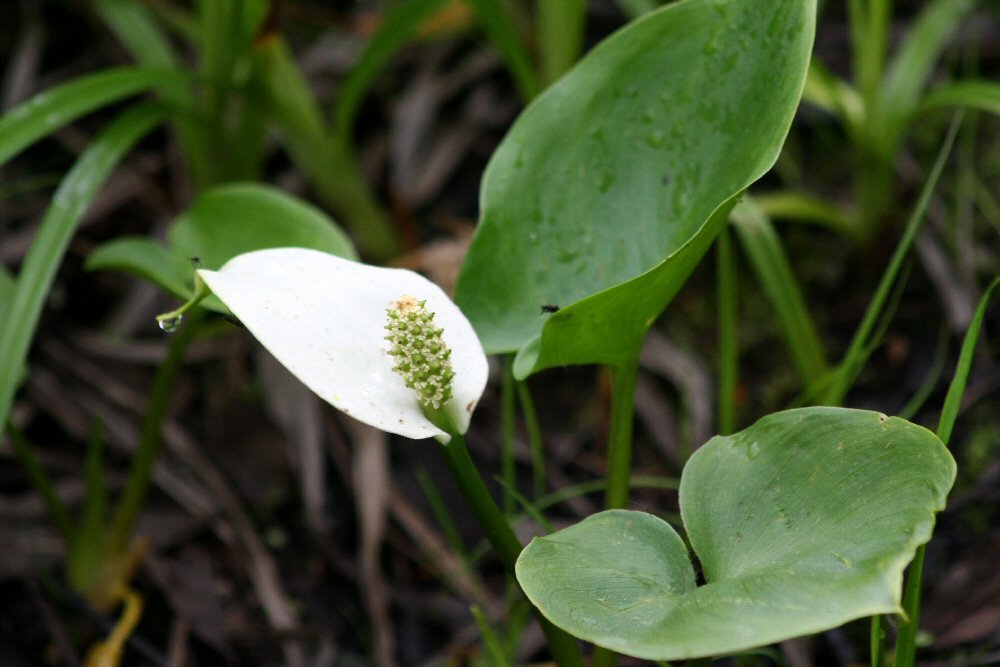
left=177, top=246, right=584, bottom=666
left=193, top=247, right=488, bottom=442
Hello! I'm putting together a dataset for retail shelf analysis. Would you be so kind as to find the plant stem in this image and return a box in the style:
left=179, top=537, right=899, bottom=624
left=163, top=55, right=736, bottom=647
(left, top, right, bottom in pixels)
left=501, top=357, right=517, bottom=514
left=436, top=432, right=582, bottom=667
left=593, top=360, right=640, bottom=667
left=894, top=546, right=926, bottom=667
left=537, top=0, right=586, bottom=86
left=108, top=308, right=204, bottom=554
left=604, top=361, right=639, bottom=509
left=871, top=613, right=887, bottom=667
left=716, top=227, right=738, bottom=435
left=516, top=379, right=547, bottom=498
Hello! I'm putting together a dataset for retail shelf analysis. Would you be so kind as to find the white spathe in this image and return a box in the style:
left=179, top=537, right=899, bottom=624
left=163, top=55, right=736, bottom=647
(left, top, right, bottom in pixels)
left=198, top=247, right=488, bottom=442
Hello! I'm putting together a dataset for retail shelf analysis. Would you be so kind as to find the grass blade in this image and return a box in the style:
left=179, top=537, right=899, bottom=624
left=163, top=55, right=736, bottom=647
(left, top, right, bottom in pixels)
left=331, top=0, right=450, bottom=145
left=89, top=0, right=180, bottom=68
left=253, top=34, right=400, bottom=259
left=754, top=190, right=858, bottom=239
left=731, top=198, right=829, bottom=387
left=920, top=79, right=1000, bottom=116
left=0, top=67, right=179, bottom=166
left=464, top=0, right=541, bottom=100
left=894, top=277, right=999, bottom=667
left=822, top=112, right=963, bottom=406
left=0, top=103, right=167, bottom=428
left=937, top=276, right=1000, bottom=445
left=880, top=0, right=975, bottom=150
left=7, top=425, right=75, bottom=542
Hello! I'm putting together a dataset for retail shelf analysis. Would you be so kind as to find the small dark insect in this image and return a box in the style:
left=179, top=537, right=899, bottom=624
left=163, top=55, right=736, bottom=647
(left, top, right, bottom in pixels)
left=540, top=304, right=560, bottom=314
left=189, top=256, right=202, bottom=267
left=661, top=172, right=671, bottom=186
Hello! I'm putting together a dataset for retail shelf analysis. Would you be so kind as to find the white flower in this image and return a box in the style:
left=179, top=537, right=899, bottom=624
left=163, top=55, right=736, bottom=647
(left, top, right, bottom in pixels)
left=197, top=248, right=488, bottom=442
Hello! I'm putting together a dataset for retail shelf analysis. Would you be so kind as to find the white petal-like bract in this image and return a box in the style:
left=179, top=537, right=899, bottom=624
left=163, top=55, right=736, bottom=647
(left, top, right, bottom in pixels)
left=198, top=248, right=488, bottom=442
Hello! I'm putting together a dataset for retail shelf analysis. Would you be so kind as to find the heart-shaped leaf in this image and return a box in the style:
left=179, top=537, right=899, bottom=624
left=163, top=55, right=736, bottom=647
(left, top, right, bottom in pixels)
left=86, top=182, right=357, bottom=312
left=456, top=0, right=816, bottom=376
left=516, top=408, right=955, bottom=660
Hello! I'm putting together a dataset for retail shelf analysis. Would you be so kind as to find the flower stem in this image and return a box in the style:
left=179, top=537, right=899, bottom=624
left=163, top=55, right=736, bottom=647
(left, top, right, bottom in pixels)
left=108, top=308, right=203, bottom=554
left=604, top=361, right=638, bottom=509
left=436, top=432, right=582, bottom=667
left=593, top=360, right=640, bottom=667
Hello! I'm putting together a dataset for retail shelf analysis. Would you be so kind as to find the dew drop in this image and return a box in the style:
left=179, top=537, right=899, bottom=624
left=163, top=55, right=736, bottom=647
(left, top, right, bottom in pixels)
left=747, top=441, right=761, bottom=460
left=158, top=314, right=182, bottom=333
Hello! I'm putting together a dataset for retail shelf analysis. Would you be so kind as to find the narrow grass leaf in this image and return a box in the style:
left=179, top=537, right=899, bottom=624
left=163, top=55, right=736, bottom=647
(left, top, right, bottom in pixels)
left=331, top=0, right=450, bottom=144
left=7, top=425, right=75, bottom=542
left=822, top=113, right=963, bottom=405
left=89, top=0, right=180, bottom=68
left=754, top=190, right=858, bottom=239
left=0, top=68, right=179, bottom=166
left=253, top=34, right=399, bottom=259
left=0, top=103, right=167, bottom=428
left=464, top=0, right=541, bottom=100
left=880, top=0, right=974, bottom=151
left=920, top=80, right=1000, bottom=116
left=731, top=198, right=829, bottom=387
left=937, top=276, right=1000, bottom=445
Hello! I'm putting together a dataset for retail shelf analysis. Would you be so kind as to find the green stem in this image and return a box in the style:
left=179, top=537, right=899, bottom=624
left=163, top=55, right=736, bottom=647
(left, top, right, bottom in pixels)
left=501, top=357, right=517, bottom=514
left=716, top=227, right=738, bottom=435
left=871, top=613, right=887, bottom=667
left=537, top=0, right=586, bottom=86
left=893, top=546, right=925, bottom=667
left=108, top=308, right=204, bottom=554
left=436, top=432, right=582, bottom=666
left=604, top=361, right=639, bottom=509
left=594, top=360, right=640, bottom=667
left=516, top=380, right=547, bottom=498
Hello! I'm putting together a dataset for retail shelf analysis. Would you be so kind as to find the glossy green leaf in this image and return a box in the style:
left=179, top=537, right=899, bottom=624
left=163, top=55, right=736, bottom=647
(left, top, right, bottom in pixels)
left=0, top=67, right=183, bottom=166
left=456, top=0, right=816, bottom=377
left=516, top=407, right=955, bottom=660
left=86, top=183, right=357, bottom=311
left=86, top=237, right=190, bottom=299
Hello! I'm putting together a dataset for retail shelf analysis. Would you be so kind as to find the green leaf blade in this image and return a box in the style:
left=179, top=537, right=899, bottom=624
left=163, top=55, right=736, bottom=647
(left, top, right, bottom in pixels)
left=456, top=0, right=816, bottom=372
left=0, top=103, right=168, bottom=428
left=87, top=183, right=358, bottom=312
left=0, top=67, right=182, bottom=166
left=517, top=408, right=955, bottom=660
